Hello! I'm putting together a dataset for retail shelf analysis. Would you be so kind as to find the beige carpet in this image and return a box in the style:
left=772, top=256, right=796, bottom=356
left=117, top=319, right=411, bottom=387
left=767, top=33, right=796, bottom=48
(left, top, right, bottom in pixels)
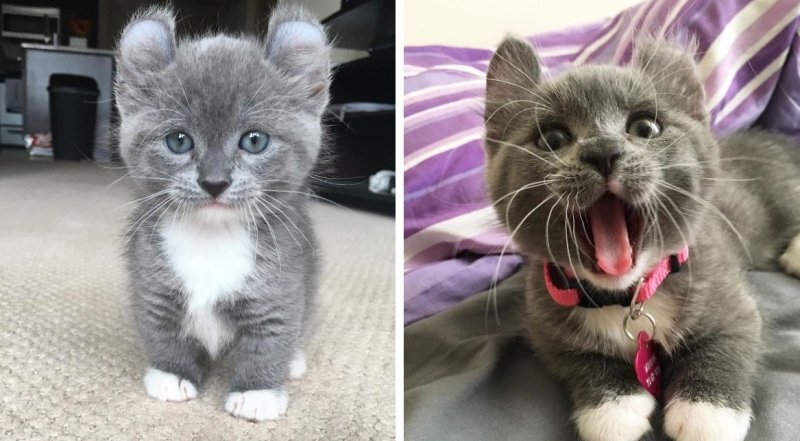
left=0, top=151, right=395, bottom=440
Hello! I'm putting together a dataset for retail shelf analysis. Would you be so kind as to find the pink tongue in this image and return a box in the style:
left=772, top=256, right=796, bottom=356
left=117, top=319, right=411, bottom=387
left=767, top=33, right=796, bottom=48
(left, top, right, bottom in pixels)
left=587, top=195, right=633, bottom=276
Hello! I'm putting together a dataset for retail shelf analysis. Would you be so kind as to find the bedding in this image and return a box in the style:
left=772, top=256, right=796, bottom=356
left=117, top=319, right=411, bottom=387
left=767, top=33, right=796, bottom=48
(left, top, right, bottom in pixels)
left=405, top=269, right=800, bottom=440
left=403, top=0, right=800, bottom=325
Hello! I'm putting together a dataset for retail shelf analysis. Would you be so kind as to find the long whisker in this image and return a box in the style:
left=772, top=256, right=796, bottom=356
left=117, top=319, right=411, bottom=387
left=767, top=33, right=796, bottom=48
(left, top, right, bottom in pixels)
left=484, top=137, right=558, bottom=167
left=486, top=193, right=556, bottom=328
left=115, top=189, right=173, bottom=211
left=253, top=197, right=307, bottom=250
left=147, top=197, right=177, bottom=247
left=258, top=195, right=313, bottom=249
left=656, top=179, right=751, bottom=261
left=651, top=186, right=695, bottom=294
left=563, top=192, right=599, bottom=308
left=544, top=194, right=564, bottom=267
left=248, top=201, right=282, bottom=276
left=121, top=196, right=173, bottom=244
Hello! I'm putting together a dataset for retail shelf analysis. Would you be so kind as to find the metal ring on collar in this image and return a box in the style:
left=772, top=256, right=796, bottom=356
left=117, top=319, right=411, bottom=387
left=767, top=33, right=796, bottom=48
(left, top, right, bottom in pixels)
left=628, top=277, right=646, bottom=319
left=623, top=311, right=656, bottom=342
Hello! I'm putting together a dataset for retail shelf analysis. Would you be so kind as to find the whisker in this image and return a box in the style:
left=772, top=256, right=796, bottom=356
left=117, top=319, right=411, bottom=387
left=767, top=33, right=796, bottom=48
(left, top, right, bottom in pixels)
left=484, top=136, right=558, bottom=167
left=656, top=179, right=751, bottom=261
left=486, top=193, right=556, bottom=329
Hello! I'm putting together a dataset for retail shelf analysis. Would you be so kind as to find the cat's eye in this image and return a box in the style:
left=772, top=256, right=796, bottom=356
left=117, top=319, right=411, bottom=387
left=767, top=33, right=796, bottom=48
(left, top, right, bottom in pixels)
left=627, top=116, right=661, bottom=139
left=239, top=131, right=271, bottom=154
left=165, top=132, right=194, bottom=154
left=537, top=128, right=570, bottom=151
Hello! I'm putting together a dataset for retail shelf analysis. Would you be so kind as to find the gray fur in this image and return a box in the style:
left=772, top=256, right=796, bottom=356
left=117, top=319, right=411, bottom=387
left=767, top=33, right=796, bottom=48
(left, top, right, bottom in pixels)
left=115, top=2, right=329, bottom=403
left=484, top=37, right=800, bottom=439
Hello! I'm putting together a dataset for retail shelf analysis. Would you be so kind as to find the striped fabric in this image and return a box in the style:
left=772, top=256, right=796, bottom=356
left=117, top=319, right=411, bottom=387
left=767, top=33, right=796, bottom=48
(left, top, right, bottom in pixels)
left=404, top=0, right=800, bottom=324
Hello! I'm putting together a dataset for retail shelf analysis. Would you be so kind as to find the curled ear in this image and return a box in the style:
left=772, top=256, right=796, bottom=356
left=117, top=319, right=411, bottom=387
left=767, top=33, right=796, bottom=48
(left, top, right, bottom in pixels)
left=485, top=37, right=542, bottom=142
left=632, top=38, right=706, bottom=122
left=117, top=6, right=176, bottom=82
left=265, top=2, right=330, bottom=110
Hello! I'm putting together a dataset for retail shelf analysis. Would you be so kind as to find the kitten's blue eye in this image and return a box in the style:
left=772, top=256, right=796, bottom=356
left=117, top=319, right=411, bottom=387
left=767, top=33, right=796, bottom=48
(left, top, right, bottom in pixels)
left=537, top=128, right=570, bottom=151
left=239, top=131, right=270, bottom=153
left=627, top=116, right=661, bottom=138
left=165, top=132, right=194, bottom=153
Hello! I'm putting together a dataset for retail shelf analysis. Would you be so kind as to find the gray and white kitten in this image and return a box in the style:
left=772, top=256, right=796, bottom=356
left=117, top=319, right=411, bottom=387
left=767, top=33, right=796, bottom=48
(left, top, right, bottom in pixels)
left=114, top=3, right=329, bottom=421
left=485, top=38, right=800, bottom=441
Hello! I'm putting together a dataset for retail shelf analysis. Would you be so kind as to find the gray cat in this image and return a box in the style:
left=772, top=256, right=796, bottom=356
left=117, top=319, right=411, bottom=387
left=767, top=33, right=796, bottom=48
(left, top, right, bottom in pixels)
left=114, top=3, right=329, bottom=421
left=484, top=37, right=800, bottom=441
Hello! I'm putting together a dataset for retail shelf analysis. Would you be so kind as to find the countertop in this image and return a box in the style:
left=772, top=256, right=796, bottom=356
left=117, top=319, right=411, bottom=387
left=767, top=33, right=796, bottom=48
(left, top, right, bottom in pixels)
left=21, top=43, right=113, bottom=56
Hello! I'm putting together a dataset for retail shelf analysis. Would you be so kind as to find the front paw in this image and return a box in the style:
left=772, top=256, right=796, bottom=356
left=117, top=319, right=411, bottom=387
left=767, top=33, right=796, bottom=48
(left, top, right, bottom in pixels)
left=289, top=350, right=307, bottom=379
left=224, top=389, right=289, bottom=421
left=664, top=401, right=751, bottom=441
left=575, top=393, right=656, bottom=441
left=143, top=367, right=198, bottom=402
left=779, top=235, right=800, bottom=277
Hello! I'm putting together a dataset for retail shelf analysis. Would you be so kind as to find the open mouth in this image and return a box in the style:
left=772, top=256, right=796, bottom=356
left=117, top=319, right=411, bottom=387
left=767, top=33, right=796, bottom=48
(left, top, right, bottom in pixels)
left=577, top=193, right=644, bottom=276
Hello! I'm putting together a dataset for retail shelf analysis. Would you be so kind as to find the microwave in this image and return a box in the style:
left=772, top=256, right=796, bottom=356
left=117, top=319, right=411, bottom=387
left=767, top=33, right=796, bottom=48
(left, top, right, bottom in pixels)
left=1, top=4, right=60, bottom=43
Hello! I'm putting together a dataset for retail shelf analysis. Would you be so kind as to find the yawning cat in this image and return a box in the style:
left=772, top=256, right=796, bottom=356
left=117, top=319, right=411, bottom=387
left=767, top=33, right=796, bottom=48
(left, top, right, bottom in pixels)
left=484, top=37, right=799, bottom=441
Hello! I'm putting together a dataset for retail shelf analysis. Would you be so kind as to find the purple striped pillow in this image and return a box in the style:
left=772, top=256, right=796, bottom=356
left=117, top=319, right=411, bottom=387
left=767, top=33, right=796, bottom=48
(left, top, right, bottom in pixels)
left=404, top=0, right=800, bottom=325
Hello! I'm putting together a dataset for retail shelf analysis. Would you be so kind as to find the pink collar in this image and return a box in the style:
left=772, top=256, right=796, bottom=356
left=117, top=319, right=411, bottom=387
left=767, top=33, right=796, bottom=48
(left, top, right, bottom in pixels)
left=543, top=247, right=689, bottom=308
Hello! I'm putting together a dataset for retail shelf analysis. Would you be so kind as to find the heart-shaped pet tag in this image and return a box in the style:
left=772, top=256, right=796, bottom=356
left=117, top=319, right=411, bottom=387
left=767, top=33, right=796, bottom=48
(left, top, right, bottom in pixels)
left=634, top=331, right=662, bottom=399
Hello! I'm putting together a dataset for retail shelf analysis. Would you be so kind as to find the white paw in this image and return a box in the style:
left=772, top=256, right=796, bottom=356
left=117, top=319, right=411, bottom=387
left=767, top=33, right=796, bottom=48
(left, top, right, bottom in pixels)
left=780, top=235, right=800, bottom=277
left=664, top=401, right=751, bottom=441
left=224, top=389, right=288, bottom=421
left=289, top=350, right=307, bottom=379
left=143, top=367, right=198, bottom=402
left=575, top=393, right=656, bottom=441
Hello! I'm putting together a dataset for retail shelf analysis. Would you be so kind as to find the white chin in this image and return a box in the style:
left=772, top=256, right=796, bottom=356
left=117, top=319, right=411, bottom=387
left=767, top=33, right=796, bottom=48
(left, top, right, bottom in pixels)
left=193, top=203, right=239, bottom=225
left=574, top=250, right=657, bottom=291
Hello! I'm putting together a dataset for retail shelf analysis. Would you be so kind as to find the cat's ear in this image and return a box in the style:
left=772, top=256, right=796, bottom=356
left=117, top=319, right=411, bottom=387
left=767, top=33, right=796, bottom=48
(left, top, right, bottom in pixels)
left=265, top=3, right=330, bottom=110
left=117, top=6, right=177, bottom=82
left=485, top=37, right=542, bottom=141
left=633, top=38, right=706, bottom=122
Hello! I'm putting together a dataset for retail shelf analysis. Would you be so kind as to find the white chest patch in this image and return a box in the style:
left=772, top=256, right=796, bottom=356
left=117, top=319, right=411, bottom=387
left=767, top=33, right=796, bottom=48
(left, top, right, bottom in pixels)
left=575, top=292, right=680, bottom=356
left=161, top=212, right=254, bottom=357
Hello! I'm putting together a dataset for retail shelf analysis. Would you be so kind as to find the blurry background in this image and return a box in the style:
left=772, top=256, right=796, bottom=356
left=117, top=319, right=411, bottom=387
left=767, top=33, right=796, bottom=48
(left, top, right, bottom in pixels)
left=405, top=0, right=642, bottom=46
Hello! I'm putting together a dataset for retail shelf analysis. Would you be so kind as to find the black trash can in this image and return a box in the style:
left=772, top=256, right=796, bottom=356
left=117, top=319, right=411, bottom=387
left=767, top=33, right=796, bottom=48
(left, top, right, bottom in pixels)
left=48, top=74, right=99, bottom=161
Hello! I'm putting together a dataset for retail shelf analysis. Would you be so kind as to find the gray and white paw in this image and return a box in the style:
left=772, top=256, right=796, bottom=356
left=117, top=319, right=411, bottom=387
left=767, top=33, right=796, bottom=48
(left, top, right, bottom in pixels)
left=664, top=401, right=751, bottom=441
left=225, top=389, right=289, bottom=421
left=289, top=350, right=307, bottom=379
left=575, top=393, right=657, bottom=441
left=779, top=235, right=800, bottom=277
left=143, top=367, right=198, bottom=402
